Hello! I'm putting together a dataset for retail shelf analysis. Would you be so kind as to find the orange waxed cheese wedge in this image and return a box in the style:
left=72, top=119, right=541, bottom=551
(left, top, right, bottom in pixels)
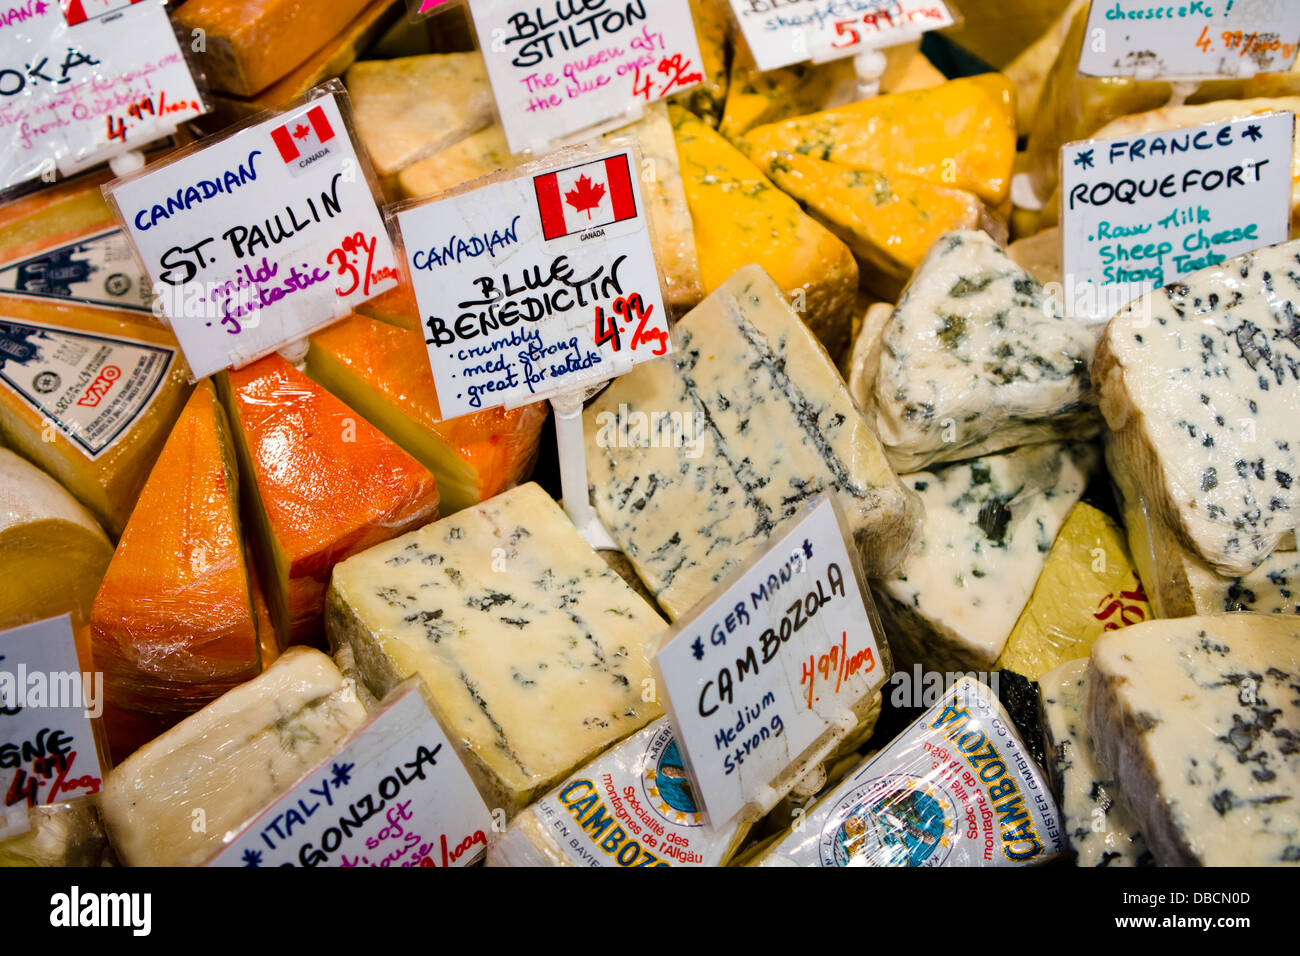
left=306, top=314, right=547, bottom=514
left=220, top=354, right=440, bottom=644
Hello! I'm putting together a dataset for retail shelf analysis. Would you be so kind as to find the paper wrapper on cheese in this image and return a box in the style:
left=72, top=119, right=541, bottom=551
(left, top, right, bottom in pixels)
left=874, top=443, right=1099, bottom=674
left=585, top=265, right=919, bottom=621
left=306, top=314, right=546, bottom=514
left=0, top=449, right=112, bottom=630
left=221, top=355, right=440, bottom=645
left=98, top=647, right=368, bottom=867
left=486, top=718, right=751, bottom=867
left=1086, top=614, right=1300, bottom=866
left=671, top=105, right=858, bottom=361
left=0, top=299, right=193, bottom=537
left=749, top=677, right=1066, bottom=866
left=326, top=483, right=664, bottom=818
left=1093, top=240, right=1300, bottom=576
left=0, top=804, right=109, bottom=868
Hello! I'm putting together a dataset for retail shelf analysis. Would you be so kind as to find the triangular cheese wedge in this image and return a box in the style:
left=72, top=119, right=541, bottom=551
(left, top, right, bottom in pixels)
left=353, top=280, right=420, bottom=331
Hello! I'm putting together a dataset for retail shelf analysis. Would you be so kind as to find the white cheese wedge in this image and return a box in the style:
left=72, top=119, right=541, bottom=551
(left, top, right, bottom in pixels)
left=846, top=301, right=895, bottom=413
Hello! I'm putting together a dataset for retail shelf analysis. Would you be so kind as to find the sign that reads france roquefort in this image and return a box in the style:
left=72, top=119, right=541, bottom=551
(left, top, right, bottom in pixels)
left=465, top=0, right=705, bottom=152
left=1060, top=111, right=1294, bottom=322
left=655, top=496, right=888, bottom=827
left=394, top=146, right=671, bottom=419
left=104, top=87, right=400, bottom=379
left=728, top=0, right=957, bottom=73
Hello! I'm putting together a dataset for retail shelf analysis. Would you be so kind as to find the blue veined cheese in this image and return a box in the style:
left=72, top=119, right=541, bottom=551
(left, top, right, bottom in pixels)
left=584, top=264, right=921, bottom=621
left=1086, top=614, right=1300, bottom=866
left=869, top=231, right=1099, bottom=473
left=326, top=483, right=665, bottom=817
left=1093, top=240, right=1300, bottom=577
left=1039, top=660, right=1154, bottom=867
left=874, top=442, right=1099, bottom=673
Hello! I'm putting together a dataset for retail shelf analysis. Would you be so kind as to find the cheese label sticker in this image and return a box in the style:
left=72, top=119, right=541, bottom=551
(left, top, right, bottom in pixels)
left=655, top=495, right=888, bottom=827
left=728, top=0, right=957, bottom=74
left=0, top=0, right=205, bottom=192
left=0, top=316, right=174, bottom=459
left=208, top=683, right=493, bottom=868
left=1060, top=111, right=1294, bottom=323
left=465, top=0, right=705, bottom=153
left=393, top=146, right=671, bottom=419
left=0, top=616, right=106, bottom=815
left=105, top=89, right=400, bottom=379
left=0, top=229, right=154, bottom=313
left=1078, top=0, right=1300, bottom=79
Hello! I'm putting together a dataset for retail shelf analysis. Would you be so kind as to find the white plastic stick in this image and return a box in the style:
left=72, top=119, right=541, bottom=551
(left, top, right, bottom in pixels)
left=551, top=390, right=618, bottom=551
left=108, top=149, right=146, bottom=177
left=853, top=49, right=889, bottom=100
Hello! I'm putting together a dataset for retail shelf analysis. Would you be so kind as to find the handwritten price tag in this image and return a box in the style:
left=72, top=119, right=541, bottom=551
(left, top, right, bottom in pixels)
left=104, top=87, right=400, bottom=378
left=465, top=0, right=705, bottom=153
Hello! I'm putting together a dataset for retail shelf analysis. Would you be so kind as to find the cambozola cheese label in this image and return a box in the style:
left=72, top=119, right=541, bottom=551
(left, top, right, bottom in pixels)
left=0, top=316, right=174, bottom=459
left=105, top=90, right=400, bottom=378
left=0, top=229, right=153, bottom=313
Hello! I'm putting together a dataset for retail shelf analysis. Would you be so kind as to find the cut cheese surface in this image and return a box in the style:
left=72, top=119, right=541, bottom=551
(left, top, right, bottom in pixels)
left=720, top=52, right=856, bottom=142
left=222, top=354, right=440, bottom=644
left=326, top=483, right=664, bottom=816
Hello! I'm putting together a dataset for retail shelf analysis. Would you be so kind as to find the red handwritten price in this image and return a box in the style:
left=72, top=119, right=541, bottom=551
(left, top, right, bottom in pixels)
left=4, top=749, right=101, bottom=809
left=830, top=5, right=950, bottom=49
left=632, top=54, right=704, bottom=102
left=593, top=293, right=668, bottom=355
left=105, top=90, right=201, bottom=143
left=1193, top=26, right=1296, bottom=61
left=327, top=232, right=398, bottom=298
left=799, top=630, right=877, bottom=709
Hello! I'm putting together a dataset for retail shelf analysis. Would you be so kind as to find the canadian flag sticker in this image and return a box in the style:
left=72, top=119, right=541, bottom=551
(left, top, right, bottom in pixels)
left=270, top=106, right=337, bottom=177
left=534, top=155, right=638, bottom=241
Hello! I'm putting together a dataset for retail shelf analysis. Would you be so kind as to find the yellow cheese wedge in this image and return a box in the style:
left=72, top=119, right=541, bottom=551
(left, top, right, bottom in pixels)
left=353, top=281, right=421, bottom=331
left=680, top=0, right=731, bottom=126
left=882, top=47, right=946, bottom=95
left=0, top=173, right=116, bottom=265
left=1007, top=227, right=1062, bottom=288
left=397, top=125, right=518, bottom=200
left=1003, top=0, right=1087, bottom=135
left=720, top=51, right=856, bottom=142
left=0, top=448, right=112, bottom=630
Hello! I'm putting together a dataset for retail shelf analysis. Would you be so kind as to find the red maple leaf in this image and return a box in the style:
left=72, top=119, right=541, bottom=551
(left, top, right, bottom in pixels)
left=292, top=123, right=311, bottom=140
left=564, top=175, right=606, bottom=220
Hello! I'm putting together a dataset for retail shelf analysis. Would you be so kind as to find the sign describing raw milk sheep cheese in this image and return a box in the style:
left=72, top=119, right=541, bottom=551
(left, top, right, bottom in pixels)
left=105, top=88, right=400, bottom=379
left=655, top=497, right=888, bottom=827
left=208, top=684, right=493, bottom=868
left=1060, top=111, right=1294, bottom=322
left=465, top=0, right=705, bottom=152
left=728, top=0, right=956, bottom=73
left=0, top=0, right=205, bottom=191
left=1078, top=0, right=1300, bottom=79
left=394, top=147, right=671, bottom=419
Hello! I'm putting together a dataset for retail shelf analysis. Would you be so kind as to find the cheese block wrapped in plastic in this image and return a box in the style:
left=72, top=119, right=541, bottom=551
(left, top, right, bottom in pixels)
left=99, top=647, right=369, bottom=867
left=681, top=0, right=731, bottom=126
left=487, top=719, right=750, bottom=867
left=1093, top=240, right=1300, bottom=576
left=0, top=449, right=112, bottom=630
left=585, top=265, right=920, bottom=620
left=1086, top=614, right=1300, bottom=866
left=671, top=105, right=858, bottom=360
left=398, top=125, right=518, bottom=199
left=1039, top=660, right=1153, bottom=867
left=1002, top=0, right=1087, bottom=135
left=995, top=502, right=1151, bottom=680
left=0, top=805, right=109, bottom=868
left=306, top=314, right=546, bottom=514
left=0, top=299, right=193, bottom=537
left=326, top=483, right=664, bottom=817
left=345, top=52, right=495, bottom=177
left=751, top=678, right=1065, bottom=866
left=221, top=355, right=440, bottom=644
left=875, top=442, right=1099, bottom=673
left=869, top=231, right=1099, bottom=473
left=1007, top=227, right=1062, bottom=289
left=845, top=301, right=894, bottom=410
left=90, top=382, right=263, bottom=719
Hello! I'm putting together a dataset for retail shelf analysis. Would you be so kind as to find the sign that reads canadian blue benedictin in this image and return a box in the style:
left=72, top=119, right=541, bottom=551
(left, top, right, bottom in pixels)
left=654, top=496, right=889, bottom=828
left=104, top=86, right=400, bottom=379
left=1060, top=110, right=1294, bottom=323
left=394, top=146, right=671, bottom=419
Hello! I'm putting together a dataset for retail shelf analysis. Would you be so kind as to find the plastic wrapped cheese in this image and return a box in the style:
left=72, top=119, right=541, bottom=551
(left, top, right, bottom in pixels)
left=845, top=301, right=895, bottom=413
left=0, top=804, right=110, bottom=868
left=397, top=125, right=518, bottom=200
left=1002, top=0, right=1087, bottom=135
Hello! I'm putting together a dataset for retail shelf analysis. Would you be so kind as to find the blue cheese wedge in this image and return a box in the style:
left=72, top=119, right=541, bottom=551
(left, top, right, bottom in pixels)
left=585, top=264, right=921, bottom=621
left=1086, top=614, right=1300, bottom=866
left=1093, top=240, right=1300, bottom=577
left=874, top=442, right=1099, bottom=672
left=326, top=483, right=665, bottom=816
left=869, top=230, right=1099, bottom=472
left=1039, top=660, right=1153, bottom=867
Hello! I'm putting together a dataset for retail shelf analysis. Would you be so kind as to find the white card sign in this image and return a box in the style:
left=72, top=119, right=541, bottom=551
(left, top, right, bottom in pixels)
left=1060, top=111, right=1294, bottom=322
left=0, top=616, right=104, bottom=816
left=393, top=146, right=671, bottom=419
left=1078, top=0, right=1300, bottom=79
left=104, top=87, right=400, bottom=379
left=655, top=496, right=889, bottom=827
left=728, top=0, right=957, bottom=73
left=466, top=0, right=705, bottom=153
left=0, top=0, right=205, bottom=192
left=208, top=683, right=493, bottom=868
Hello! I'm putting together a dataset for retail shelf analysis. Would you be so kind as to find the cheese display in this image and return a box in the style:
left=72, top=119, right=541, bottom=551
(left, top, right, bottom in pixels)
left=585, top=265, right=920, bottom=620
left=326, top=483, right=664, bottom=816
left=397, top=126, right=518, bottom=200
left=845, top=301, right=895, bottom=409
left=0, top=805, right=109, bottom=868
left=684, top=0, right=730, bottom=127
left=1086, top=614, right=1300, bottom=866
